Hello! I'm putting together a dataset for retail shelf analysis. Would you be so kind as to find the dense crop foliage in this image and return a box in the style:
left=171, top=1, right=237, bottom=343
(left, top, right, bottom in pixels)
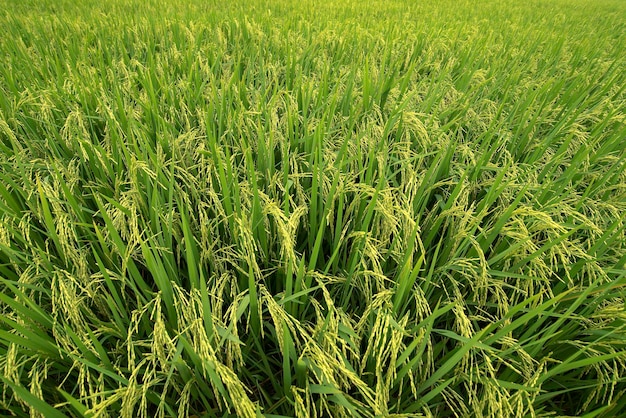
left=0, top=0, right=625, bottom=416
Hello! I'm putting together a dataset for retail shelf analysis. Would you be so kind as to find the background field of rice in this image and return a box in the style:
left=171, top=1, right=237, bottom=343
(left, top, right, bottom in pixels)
left=0, top=0, right=625, bottom=416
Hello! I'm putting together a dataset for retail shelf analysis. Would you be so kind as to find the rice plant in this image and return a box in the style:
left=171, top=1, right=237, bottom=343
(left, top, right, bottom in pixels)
left=0, top=0, right=625, bottom=416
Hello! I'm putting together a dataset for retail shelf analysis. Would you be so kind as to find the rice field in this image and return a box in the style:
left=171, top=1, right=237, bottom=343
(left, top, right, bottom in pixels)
left=0, top=0, right=625, bottom=416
